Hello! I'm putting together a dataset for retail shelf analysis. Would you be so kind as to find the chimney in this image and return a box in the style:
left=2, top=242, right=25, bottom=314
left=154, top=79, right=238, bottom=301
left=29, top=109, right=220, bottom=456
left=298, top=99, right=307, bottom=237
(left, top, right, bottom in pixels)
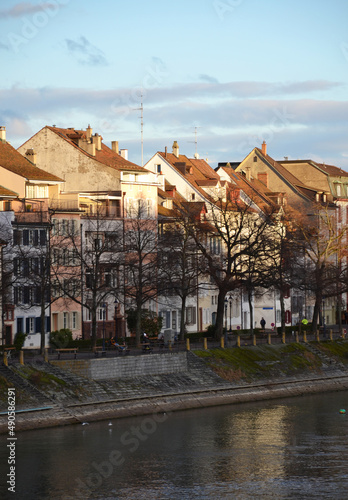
left=92, top=133, right=102, bottom=151
left=165, top=146, right=167, bottom=158
left=0, top=126, right=6, bottom=142
left=261, top=141, right=267, bottom=156
left=86, top=124, right=92, bottom=141
left=172, top=140, right=179, bottom=158
left=26, top=149, right=37, bottom=164
left=120, top=149, right=128, bottom=160
left=112, top=141, right=119, bottom=154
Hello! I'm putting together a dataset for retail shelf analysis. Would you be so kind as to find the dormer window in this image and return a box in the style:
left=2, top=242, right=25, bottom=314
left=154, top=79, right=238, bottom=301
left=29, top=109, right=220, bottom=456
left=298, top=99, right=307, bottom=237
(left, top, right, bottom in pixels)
left=191, top=193, right=195, bottom=201
left=335, top=184, right=341, bottom=196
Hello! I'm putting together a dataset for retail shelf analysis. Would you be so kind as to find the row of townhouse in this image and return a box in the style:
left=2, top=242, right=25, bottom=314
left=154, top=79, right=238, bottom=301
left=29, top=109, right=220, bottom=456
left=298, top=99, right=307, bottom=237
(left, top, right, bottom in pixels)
left=0, top=124, right=347, bottom=347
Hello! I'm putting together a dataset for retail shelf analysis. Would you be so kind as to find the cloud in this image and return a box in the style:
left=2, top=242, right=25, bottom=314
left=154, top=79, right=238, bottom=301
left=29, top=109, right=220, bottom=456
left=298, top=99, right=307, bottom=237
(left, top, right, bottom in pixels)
left=199, top=74, right=219, bottom=84
left=1, top=81, right=347, bottom=169
left=0, top=2, right=61, bottom=19
left=65, top=36, right=108, bottom=66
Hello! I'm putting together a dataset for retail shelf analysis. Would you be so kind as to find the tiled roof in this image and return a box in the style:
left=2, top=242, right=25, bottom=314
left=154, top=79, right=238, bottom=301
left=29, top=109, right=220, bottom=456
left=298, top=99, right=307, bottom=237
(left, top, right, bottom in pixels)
left=0, top=185, right=18, bottom=197
left=158, top=151, right=219, bottom=200
left=313, top=162, right=348, bottom=177
left=46, top=126, right=146, bottom=172
left=252, top=148, right=321, bottom=203
left=0, top=140, right=62, bottom=182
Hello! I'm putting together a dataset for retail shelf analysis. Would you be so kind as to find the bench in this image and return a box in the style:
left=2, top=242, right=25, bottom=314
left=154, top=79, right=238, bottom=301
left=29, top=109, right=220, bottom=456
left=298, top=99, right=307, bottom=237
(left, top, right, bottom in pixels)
left=56, top=348, right=78, bottom=359
left=2, top=347, right=16, bottom=360
left=142, top=342, right=153, bottom=353
left=116, top=344, right=130, bottom=355
left=94, top=347, right=107, bottom=357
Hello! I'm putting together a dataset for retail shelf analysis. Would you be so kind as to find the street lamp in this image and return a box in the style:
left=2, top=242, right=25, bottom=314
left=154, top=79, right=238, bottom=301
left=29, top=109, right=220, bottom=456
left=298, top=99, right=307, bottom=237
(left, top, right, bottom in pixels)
left=102, top=302, right=106, bottom=351
left=114, top=299, right=118, bottom=343
left=229, top=295, right=233, bottom=332
left=224, top=298, right=228, bottom=344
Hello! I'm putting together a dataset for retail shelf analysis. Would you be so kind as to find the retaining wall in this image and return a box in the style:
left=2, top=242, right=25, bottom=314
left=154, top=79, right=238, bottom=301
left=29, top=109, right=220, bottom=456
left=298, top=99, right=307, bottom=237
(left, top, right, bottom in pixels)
left=50, top=352, right=188, bottom=380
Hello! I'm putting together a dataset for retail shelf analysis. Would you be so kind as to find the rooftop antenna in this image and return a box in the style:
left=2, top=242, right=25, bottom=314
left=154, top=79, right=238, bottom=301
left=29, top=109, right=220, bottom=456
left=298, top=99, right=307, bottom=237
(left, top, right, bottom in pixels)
left=133, top=90, right=144, bottom=166
left=188, top=126, right=201, bottom=158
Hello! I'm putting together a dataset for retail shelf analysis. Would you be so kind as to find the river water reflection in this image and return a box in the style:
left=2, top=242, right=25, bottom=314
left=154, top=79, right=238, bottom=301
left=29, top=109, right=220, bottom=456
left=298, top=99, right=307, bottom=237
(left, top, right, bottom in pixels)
left=2, top=391, right=348, bottom=499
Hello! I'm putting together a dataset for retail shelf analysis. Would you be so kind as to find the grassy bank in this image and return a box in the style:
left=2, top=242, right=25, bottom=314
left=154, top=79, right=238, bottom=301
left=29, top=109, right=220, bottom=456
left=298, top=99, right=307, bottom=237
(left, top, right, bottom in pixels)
left=195, top=340, right=348, bottom=382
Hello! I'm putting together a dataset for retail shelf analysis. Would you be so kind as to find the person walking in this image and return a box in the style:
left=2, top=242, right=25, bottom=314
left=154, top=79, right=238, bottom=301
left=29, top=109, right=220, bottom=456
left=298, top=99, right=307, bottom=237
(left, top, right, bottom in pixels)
left=260, top=317, right=266, bottom=330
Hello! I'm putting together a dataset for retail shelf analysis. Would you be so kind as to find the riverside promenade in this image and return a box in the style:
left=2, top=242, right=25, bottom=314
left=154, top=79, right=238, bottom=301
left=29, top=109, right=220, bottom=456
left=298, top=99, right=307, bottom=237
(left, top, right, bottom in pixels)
left=2, top=330, right=348, bottom=434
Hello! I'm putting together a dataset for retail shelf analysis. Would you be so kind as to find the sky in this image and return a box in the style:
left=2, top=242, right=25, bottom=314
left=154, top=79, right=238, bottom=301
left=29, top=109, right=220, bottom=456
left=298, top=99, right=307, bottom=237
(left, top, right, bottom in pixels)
left=1, top=0, right=348, bottom=169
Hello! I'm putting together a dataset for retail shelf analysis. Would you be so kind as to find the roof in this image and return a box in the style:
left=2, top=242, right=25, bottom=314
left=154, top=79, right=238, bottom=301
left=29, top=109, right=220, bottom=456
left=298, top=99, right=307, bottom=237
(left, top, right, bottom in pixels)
left=0, top=140, right=62, bottom=182
left=252, top=148, right=320, bottom=203
left=280, top=159, right=348, bottom=179
left=158, top=151, right=219, bottom=200
left=0, top=185, right=18, bottom=197
left=45, top=126, right=146, bottom=173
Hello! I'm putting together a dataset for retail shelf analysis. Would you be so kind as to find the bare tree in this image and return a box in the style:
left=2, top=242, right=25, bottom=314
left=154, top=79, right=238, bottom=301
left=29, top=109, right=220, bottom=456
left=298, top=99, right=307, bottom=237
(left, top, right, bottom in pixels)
left=123, top=200, right=158, bottom=346
left=186, top=190, right=279, bottom=338
left=293, top=203, right=347, bottom=332
left=158, top=209, right=206, bottom=340
left=51, top=204, right=123, bottom=349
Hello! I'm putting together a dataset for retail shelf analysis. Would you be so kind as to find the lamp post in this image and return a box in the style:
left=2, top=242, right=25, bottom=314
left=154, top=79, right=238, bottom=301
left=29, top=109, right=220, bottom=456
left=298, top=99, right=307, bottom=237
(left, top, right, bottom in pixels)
left=114, top=299, right=118, bottom=343
left=224, top=298, right=228, bottom=345
left=102, top=302, right=106, bottom=351
left=229, top=295, right=232, bottom=332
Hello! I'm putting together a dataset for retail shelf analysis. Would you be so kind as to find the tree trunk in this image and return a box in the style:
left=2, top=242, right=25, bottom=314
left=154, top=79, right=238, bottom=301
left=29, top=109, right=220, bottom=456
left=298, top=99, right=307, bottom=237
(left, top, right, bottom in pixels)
left=91, top=308, right=97, bottom=350
left=180, top=296, right=187, bottom=341
left=40, top=299, right=46, bottom=355
left=280, top=290, right=286, bottom=335
left=215, top=291, right=226, bottom=339
left=248, top=290, right=253, bottom=335
left=135, top=303, right=142, bottom=347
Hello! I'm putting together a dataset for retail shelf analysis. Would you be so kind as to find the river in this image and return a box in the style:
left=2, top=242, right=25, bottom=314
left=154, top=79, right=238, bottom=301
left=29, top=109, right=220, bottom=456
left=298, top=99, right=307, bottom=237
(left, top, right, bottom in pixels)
left=2, top=390, right=348, bottom=499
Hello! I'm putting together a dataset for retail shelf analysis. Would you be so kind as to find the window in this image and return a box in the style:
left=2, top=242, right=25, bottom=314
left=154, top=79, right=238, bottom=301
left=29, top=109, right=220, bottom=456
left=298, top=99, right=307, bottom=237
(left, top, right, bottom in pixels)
left=146, top=200, right=153, bottom=218
left=336, top=184, right=342, bottom=197
left=4, top=201, right=11, bottom=211
left=72, top=312, right=77, bottom=330
left=253, top=156, right=257, bottom=162
left=172, top=311, right=177, bottom=330
left=186, top=306, right=196, bottom=325
left=98, top=306, right=107, bottom=321
left=28, top=317, right=35, bottom=333
left=156, top=164, right=161, bottom=173
left=191, top=193, right=195, bottom=201
left=63, top=312, right=68, bottom=329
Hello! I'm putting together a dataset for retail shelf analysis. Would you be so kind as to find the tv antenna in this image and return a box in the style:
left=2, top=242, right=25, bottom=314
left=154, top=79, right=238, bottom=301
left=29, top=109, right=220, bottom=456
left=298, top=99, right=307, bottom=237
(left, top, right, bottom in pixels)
left=188, top=126, right=201, bottom=158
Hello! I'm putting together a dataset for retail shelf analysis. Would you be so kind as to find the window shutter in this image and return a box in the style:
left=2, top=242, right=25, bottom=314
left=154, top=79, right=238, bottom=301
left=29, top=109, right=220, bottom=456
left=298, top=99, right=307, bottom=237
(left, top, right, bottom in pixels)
left=35, top=317, right=41, bottom=333
left=26, top=318, right=30, bottom=333
left=23, top=287, right=30, bottom=304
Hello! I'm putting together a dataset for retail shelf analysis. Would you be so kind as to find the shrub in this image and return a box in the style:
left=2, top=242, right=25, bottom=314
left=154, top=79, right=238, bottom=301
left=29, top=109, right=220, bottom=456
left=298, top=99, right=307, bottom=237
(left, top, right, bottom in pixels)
left=126, top=309, right=163, bottom=337
left=50, top=329, right=73, bottom=348
left=14, top=332, right=27, bottom=351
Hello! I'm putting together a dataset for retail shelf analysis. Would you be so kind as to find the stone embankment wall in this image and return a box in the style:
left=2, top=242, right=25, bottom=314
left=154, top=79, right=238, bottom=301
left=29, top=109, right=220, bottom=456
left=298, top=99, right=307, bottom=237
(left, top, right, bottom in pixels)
left=50, top=352, right=188, bottom=380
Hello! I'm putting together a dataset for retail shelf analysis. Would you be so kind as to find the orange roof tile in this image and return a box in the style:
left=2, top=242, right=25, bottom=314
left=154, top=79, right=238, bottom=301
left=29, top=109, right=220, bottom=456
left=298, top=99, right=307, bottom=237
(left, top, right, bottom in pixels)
left=0, top=140, right=62, bottom=182
left=46, top=126, right=146, bottom=173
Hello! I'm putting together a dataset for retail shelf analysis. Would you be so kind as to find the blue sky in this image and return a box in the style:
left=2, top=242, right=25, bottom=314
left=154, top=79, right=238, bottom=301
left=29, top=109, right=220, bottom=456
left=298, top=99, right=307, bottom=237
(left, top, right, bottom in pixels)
left=1, top=0, right=348, bottom=168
